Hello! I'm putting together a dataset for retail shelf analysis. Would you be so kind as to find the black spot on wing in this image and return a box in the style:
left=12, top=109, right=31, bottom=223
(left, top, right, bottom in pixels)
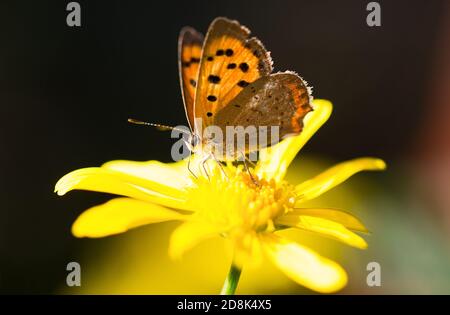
left=237, top=80, right=249, bottom=87
left=239, top=62, right=249, bottom=73
left=182, top=57, right=200, bottom=68
left=208, top=75, right=221, bottom=84
left=225, top=49, right=234, bottom=56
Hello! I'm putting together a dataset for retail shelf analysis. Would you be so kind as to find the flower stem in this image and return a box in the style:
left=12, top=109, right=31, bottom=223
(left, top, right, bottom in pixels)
left=220, top=263, right=242, bottom=295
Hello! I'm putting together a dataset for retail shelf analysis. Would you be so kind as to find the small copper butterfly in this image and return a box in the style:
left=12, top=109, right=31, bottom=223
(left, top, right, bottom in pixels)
left=179, top=18, right=312, bottom=160
left=131, top=17, right=313, bottom=179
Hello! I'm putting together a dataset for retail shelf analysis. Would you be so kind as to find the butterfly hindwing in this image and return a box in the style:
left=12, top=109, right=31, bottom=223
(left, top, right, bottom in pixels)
left=194, top=17, right=273, bottom=129
left=213, top=72, right=313, bottom=152
left=178, top=27, right=204, bottom=130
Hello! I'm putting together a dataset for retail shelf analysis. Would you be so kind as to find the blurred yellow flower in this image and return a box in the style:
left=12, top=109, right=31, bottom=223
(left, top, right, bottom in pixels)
left=55, top=99, right=386, bottom=294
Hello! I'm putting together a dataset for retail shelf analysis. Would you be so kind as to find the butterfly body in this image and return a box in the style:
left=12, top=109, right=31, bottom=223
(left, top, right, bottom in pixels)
left=178, top=17, right=313, bottom=166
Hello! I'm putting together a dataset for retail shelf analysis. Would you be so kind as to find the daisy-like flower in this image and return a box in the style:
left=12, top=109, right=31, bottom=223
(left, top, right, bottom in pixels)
left=55, top=99, right=386, bottom=294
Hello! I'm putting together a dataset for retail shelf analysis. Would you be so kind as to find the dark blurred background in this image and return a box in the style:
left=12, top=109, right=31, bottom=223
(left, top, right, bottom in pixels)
left=1, top=0, right=449, bottom=294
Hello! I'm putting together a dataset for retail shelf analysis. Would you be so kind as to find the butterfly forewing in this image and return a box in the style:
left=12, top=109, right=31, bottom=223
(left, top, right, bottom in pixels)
left=178, top=27, right=204, bottom=131
left=213, top=72, right=313, bottom=154
left=194, top=17, right=273, bottom=129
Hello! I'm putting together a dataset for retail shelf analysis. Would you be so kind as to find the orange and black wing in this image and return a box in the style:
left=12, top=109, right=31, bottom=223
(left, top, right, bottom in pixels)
left=178, top=27, right=204, bottom=130
left=193, top=17, right=273, bottom=129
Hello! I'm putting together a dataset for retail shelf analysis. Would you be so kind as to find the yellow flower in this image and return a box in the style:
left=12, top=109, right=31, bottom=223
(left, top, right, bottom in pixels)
left=55, top=99, right=386, bottom=294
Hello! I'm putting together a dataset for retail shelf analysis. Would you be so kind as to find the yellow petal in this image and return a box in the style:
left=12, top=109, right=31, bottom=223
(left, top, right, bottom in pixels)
left=169, top=220, right=221, bottom=260
left=295, top=157, right=386, bottom=202
left=261, top=234, right=347, bottom=293
left=275, top=215, right=368, bottom=249
left=102, top=159, right=194, bottom=190
left=283, top=208, right=368, bottom=233
left=55, top=167, right=192, bottom=211
left=256, top=99, right=333, bottom=181
left=72, top=198, right=185, bottom=238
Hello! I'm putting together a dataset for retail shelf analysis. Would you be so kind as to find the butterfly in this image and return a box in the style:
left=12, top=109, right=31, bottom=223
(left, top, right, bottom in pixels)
left=178, top=17, right=312, bottom=172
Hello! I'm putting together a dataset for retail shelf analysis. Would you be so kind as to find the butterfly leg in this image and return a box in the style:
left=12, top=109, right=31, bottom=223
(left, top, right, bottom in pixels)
left=238, top=151, right=257, bottom=185
left=211, top=153, right=228, bottom=179
left=199, top=153, right=212, bottom=181
left=182, top=138, right=198, bottom=179
left=187, top=149, right=198, bottom=179
left=243, top=153, right=257, bottom=168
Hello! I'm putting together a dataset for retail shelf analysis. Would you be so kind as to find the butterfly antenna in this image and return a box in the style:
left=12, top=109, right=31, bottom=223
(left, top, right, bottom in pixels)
left=128, top=118, right=191, bottom=135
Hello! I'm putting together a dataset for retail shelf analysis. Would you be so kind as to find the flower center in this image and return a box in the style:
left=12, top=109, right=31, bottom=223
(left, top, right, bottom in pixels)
left=187, top=164, right=296, bottom=233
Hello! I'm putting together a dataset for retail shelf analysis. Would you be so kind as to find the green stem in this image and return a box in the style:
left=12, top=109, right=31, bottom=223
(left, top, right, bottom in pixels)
left=220, top=263, right=242, bottom=295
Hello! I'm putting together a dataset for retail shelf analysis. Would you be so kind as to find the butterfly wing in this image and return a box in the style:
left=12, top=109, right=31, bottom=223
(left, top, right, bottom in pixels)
left=178, top=27, right=204, bottom=131
left=213, top=71, right=313, bottom=153
left=193, top=17, right=273, bottom=130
